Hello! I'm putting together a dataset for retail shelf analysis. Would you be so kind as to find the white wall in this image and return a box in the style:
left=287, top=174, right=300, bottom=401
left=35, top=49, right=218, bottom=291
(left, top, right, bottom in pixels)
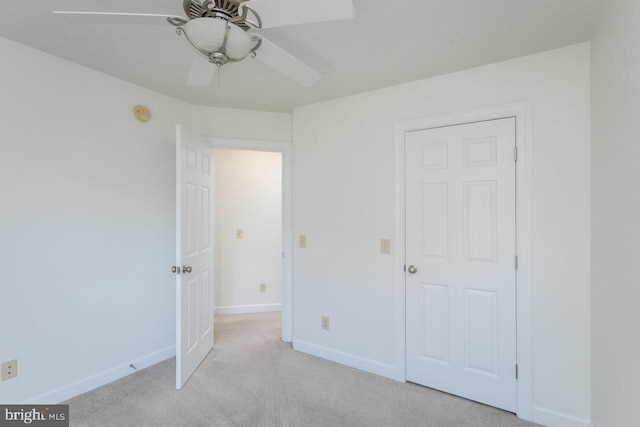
left=591, top=1, right=640, bottom=426
left=0, top=31, right=595, bottom=424
left=190, top=105, right=292, bottom=142
left=0, top=37, right=191, bottom=403
left=214, top=149, right=282, bottom=313
left=292, top=43, right=591, bottom=425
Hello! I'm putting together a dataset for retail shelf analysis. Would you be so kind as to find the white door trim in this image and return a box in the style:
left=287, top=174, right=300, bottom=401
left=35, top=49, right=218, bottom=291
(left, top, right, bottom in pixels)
left=393, top=101, right=533, bottom=421
left=199, top=137, right=293, bottom=343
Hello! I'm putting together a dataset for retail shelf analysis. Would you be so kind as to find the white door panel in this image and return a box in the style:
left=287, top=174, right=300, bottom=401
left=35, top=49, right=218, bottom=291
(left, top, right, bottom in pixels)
left=176, top=126, right=214, bottom=389
left=405, top=118, right=517, bottom=411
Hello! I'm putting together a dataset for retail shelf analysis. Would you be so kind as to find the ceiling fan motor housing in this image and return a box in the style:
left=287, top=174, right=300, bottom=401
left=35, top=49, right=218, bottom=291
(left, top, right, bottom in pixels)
left=184, top=0, right=250, bottom=30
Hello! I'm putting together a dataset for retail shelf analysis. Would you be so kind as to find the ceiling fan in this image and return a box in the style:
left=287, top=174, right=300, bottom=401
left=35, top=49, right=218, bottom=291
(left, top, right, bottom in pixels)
left=52, top=0, right=355, bottom=86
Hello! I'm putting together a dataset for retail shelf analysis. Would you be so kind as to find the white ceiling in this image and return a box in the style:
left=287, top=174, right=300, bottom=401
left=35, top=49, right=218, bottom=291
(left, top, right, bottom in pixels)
left=0, top=0, right=602, bottom=112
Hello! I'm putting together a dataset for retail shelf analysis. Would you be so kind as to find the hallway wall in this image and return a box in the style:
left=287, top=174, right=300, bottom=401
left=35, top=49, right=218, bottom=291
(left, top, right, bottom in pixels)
left=213, top=149, right=283, bottom=314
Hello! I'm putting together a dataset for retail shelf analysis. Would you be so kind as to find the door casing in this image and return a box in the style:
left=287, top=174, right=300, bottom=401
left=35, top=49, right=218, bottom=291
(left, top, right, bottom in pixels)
left=393, top=101, right=533, bottom=421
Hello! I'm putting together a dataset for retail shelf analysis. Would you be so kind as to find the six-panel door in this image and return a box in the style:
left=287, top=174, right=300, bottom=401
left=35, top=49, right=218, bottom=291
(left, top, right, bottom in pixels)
left=405, top=118, right=517, bottom=411
left=176, top=127, right=214, bottom=389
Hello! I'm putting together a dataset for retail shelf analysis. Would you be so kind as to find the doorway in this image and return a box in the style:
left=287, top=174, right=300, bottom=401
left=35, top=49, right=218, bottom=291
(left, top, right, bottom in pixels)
left=212, top=148, right=283, bottom=317
left=206, top=137, right=293, bottom=343
left=175, top=131, right=293, bottom=390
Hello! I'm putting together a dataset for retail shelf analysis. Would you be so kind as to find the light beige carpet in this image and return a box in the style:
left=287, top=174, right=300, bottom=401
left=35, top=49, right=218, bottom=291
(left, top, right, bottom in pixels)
left=66, top=312, right=537, bottom=427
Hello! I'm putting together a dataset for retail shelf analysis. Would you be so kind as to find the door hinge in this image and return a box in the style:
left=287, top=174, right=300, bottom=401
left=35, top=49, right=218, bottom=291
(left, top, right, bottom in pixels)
left=514, top=255, right=518, bottom=270
left=404, top=264, right=407, bottom=272
left=514, top=146, right=518, bottom=162
left=516, top=364, right=519, bottom=379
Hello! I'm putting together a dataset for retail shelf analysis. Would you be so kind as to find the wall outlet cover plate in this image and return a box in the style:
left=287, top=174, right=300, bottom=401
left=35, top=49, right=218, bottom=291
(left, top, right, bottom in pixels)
left=1, top=359, right=17, bottom=381
left=321, top=316, right=330, bottom=330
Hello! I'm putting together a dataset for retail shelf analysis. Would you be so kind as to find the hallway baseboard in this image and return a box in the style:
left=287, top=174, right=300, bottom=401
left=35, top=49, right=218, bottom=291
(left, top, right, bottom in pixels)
left=214, top=303, right=282, bottom=315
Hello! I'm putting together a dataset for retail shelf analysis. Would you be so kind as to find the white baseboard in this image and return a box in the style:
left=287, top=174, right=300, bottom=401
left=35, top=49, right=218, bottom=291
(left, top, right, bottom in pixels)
left=23, top=346, right=176, bottom=404
left=292, top=339, right=397, bottom=380
left=532, top=406, right=591, bottom=427
left=214, top=303, right=282, bottom=315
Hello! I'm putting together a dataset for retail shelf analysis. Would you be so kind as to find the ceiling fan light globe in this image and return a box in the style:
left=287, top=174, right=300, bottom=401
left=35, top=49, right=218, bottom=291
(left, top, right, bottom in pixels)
left=183, top=17, right=252, bottom=61
left=224, top=25, right=252, bottom=60
left=183, top=17, right=226, bottom=52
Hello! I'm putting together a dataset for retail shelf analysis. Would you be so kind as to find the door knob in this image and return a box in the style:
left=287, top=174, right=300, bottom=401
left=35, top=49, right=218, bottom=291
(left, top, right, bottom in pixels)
left=182, top=266, right=192, bottom=274
left=171, top=266, right=180, bottom=274
left=407, top=265, right=417, bottom=274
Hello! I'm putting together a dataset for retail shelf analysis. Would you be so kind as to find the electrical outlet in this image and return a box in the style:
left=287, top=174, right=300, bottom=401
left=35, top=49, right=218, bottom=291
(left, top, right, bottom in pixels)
left=1, top=359, right=17, bottom=381
left=321, top=316, right=330, bottom=330
left=260, top=283, right=267, bottom=293
left=236, top=229, right=243, bottom=239
left=299, top=235, right=307, bottom=248
left=380, top=239, right=391, bottom=255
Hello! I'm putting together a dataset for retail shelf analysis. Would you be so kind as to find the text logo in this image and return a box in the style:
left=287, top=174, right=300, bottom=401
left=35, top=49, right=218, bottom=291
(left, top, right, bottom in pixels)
left=0, top=406, right=68, bottom=427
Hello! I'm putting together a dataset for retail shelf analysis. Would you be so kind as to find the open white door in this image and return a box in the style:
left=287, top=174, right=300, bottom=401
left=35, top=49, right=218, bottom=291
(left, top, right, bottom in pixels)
left=175, top=125, right=214, bottom=389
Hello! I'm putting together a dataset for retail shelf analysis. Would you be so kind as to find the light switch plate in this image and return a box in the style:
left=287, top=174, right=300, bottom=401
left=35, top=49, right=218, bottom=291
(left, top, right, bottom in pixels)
left=380, top=239, right=391, bottom=255
left=299, top=235, right=307, bottom=248
left=236, top=229, right=243, bottom=239
left=1, top=359, right=17, bottom=381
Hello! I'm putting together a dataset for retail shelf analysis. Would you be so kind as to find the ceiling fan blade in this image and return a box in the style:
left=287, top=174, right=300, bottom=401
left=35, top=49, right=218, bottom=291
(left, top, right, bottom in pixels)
left=241, top=0, right=354, bottom=29
left=187, top=55, right=218, bottom=86
left=253, top=36, right=321, bottom=86
left=52, top=11, right=182, bottom=25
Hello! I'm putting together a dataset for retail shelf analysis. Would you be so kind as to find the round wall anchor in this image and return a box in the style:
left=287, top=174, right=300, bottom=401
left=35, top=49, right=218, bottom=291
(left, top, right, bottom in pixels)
left=133, top=105, right=151, bottom=122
